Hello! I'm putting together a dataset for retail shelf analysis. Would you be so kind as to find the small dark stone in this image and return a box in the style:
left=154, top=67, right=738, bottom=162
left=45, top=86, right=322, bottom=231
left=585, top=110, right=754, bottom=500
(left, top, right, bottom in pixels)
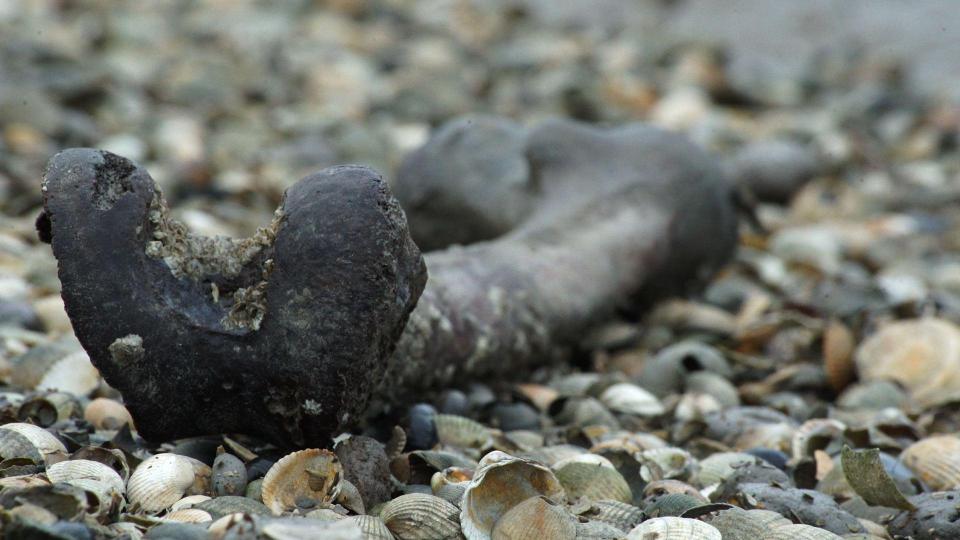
left=406, top=403, right=438, bottom=451
left=143, top=523, right=210, bottom=540
left=467, top=383, right=496, bottom=409
left=730, top=482, right=865, bottom=536
left=212, top=452, right=248, bottom=496
left=728, top=139, right=820, bottom=204
left=888, top=491, right=960, bottom=539
left=744, top=447, right=789, bottom=470
left=437, top=390, right=470, bottom=416
left=335, top=435, right=392, bottom=508
left=0, top=300, right=43, bottom=331
left=488, top=402, right=541, bottom=432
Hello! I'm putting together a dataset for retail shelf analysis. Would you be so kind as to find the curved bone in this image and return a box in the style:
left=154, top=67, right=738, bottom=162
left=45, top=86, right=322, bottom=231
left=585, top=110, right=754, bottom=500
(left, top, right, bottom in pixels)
left=40, top=118, right=738, bottom=446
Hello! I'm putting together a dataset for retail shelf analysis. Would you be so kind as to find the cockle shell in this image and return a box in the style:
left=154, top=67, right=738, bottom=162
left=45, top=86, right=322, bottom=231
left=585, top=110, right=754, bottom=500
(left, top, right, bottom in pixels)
left=46, top=459, right=125, bottom=494
left=854, top=317, right=960, bottom=408
left=17, top=391, right=80, bottom=427
left=380, top=493, right=462, bottom=539
left=599, top=383, right=665, bottom=417
left=900, top=435, right=960, bottom=490
left=762, top=524, right=841, bottom=540
left=638, top=447, right=697, bottom=482
left=72, top=446, right=131, bottom=482
left=0, top=422, right=67, bottom=465
left=626, top=516, right=721, bottom=539
left=84, top=397, right=135, bottom=431
left=702, top=507, right=792, bottom=540
left=553, top=454, right=632, bottom=503
left=580, top=499, right=644, bottom=532
left=435, top=414, right=493, bottom=449
left=344, top=514, right=395, bottom=539
left=490, top=495, right=575, bottom=540
left=261, top=448, right=342, bottom=514
left=163, top=508, right=213, bottom=523
left=36, top=350, right=100, bottom=396
left=460, top=451, right=566, bottom=540
left=171, top=494, right=211, bottom=511
left=126, top=453, right=212, bottom=513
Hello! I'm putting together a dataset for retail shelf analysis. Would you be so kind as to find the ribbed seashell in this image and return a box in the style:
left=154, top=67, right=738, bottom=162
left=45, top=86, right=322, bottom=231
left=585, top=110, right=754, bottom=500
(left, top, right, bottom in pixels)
left=553, top=454, right=631, bottom=503
left=762, top=524, right=841, bottom=540
left=644, top=493, right=705, bottom=517
left=900, top=435, right=960, bottom=490
left=306, top=508, right=347, bottom=521
left=212, top=451, right=247, bottom=497
left=9, top=338, right=82, bottom=390
left=72, top=446, right=131, bottom=482
left=380, top=493, right=462, bottom=539
left=17, top=391, right=80, bottom=427
left=435, top=414, right=493, bottom=449
left=36, top=350, right=100, bottom=396
left=192, top=495, right=273, bottom=519
left=127, top=453, right=212, bottom=513
left=344, top=514, right=395, bottom=539
left=0, top=422, right=67, bottom=465
left=46, top=459, right=125, bottom=495
left=693, top=452, right=757, bottom=487
left=493, top=430, right=543, bottom=454
left=338, top=478, right=366, bottom=514
left=83, top=398, right=134, bottom=431
left=171, top=494, right=212, bottom=511
left=518, top=444, right=586, bottom=466
left=599, top=383, right=665, bottom=417
left=792, top=419, right=847, bottom=460
left=626, top=516, right=721, bottom=539
left=490, top=495, right=575, bottom=540
left=163, top=508, right=213, bottom=523
left=581, top=499, right=644, bottom=532
left=435, top=482, right=468, bottom=507
left=703, top=507, right=792, bottom=540
left=638, top=447, right=697, bottom=482
left=460, top=451, right=566, bottom=540
left=854, top=317, right=960, bottom=408
left=261, top=448, right=343, bottom=514
left=0, top=474, right=49, bottom=489
left=575, top=519, right=629, bottom=539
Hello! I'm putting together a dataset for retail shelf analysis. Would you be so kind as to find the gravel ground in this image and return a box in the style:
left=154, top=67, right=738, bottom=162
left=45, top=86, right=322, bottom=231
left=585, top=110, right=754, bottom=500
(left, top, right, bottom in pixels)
left=2, top=1, right=960, bottom=539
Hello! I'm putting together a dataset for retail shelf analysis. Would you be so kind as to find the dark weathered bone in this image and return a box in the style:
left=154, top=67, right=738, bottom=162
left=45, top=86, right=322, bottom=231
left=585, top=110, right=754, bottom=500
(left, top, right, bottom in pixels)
left=380, top=117, right=738, bottom=403
left=40, top=149, right=426, bottom=447
left=40, top=118, right=737, bottom=447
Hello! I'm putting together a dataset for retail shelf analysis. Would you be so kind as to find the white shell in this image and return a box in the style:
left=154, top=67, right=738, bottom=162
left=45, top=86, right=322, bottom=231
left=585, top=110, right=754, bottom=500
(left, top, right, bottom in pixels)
left=84, top=398, right=135, bottom=431
left=0, top=422, right=67, bottom=463
left=461, top=451, right=566, bottom=540
left=47, top=459, right=125, bottom=495
left=37, top=350, right=100, bottom=396
left=627, top=516, right=721, bottom=540
left=164, top=508, right=213, bottom=523
left=127, top=453, right=209, bottom=513
left=600, top=383, right=665, bottom=416
left=261, top=448, right=343, bottom=514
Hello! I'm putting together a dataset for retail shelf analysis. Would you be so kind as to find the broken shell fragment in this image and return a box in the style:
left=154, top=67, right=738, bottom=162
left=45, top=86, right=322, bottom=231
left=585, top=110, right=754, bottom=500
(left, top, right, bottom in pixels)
left=126, top=453, right=211, bottom=513
left=0, top=422, right=67, bottom=465
left=17, top=391, right=80, bottom=427
left=379, top=493, right=462, bottom=539
left=900, top=435, right=960, bottom=490
left=84, top=398, right=135, bottom=431
left=552, top=454, right=632, bottom=503
left=261, top=448, right=343, bottom=514
left=626, top=516, right=721, bottom=539
left=490, top=495, right=575, bottom=540
left=460, top=451, right=565, bottom=540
